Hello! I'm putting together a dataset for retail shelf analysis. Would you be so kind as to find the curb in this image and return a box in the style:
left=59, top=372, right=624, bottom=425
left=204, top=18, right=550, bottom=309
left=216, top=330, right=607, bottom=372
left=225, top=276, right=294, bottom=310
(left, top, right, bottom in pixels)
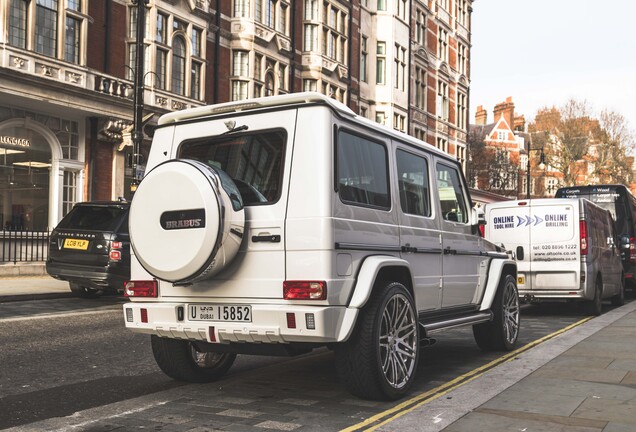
left=0, top=292, right=73, bottom=303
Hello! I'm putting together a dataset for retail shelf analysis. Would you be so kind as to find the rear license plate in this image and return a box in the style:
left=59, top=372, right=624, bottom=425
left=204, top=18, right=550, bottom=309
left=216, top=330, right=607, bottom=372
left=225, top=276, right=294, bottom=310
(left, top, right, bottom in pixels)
left=188, top=304, right=252, bottom=322
left=63, top=239, right=89, bottom=250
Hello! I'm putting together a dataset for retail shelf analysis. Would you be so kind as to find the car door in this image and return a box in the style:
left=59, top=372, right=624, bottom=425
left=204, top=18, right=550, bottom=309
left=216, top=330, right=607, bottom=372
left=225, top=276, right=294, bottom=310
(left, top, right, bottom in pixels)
left=395, top=146, right=442, bottom=312
left=434, top=160, right=483, bottom=308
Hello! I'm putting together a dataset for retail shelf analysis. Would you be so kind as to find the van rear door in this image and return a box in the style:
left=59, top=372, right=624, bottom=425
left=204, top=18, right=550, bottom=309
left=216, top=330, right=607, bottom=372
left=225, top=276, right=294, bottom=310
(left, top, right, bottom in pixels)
left=528, top=200, right=579, bottom=292
left=486, top=201, right=532, bottom=289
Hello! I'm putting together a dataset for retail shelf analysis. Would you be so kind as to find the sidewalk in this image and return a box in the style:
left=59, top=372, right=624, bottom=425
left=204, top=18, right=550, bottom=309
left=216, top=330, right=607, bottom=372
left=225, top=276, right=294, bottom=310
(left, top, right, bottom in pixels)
left=0, top=275, right=71, bottom=302
left=381, top=299, right=636, bottom=431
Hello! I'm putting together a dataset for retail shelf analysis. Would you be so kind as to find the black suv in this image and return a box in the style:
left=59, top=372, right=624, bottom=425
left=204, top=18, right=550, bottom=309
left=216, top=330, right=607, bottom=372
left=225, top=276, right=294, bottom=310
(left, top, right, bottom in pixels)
left=46, top=200, right=130, bottom=297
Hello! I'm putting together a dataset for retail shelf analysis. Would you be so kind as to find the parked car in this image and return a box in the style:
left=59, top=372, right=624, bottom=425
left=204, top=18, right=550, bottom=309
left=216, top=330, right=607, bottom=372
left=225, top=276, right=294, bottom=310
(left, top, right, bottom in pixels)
left=46, top=200, right=130, bottom=298
left=484, top=198, right=624, bottom=315
left=123, top=92, right=519, bottom=401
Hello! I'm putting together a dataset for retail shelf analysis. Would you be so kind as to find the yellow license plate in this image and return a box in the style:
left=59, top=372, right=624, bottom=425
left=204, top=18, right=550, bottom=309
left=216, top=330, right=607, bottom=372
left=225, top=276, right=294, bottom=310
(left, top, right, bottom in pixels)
left=517, top=275, right=525, bottom=285
left=63, top=239, right=89, bottom=250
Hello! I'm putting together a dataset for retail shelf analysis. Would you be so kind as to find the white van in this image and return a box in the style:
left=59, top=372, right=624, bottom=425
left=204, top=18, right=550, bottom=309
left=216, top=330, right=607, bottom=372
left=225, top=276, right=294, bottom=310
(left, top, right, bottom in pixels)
left=484, top=198, right=624, bottom=315
left=123, top=93, right=519, bottom=400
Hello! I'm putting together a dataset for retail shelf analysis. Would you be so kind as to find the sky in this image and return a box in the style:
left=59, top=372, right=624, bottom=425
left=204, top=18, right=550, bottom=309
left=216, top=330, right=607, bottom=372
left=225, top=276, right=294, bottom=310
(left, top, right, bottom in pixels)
left=470, top=0, right=636, bottom=130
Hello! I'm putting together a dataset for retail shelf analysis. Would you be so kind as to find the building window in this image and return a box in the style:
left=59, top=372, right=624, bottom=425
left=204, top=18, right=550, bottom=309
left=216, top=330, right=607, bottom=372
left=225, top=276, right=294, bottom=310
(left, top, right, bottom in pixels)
left=394, top=43, right=406, bottom=91
left=304, top=24, right=318, bottom=51
left=458, top=43, right=467, bottom=75
left=9, top=0, right=28, bottom=49
left=156, top=12, right=168, bottom=43
left=376, top=42, right=386, bottom=84
left=414, top=128, right=426, bottom=143
left=64, top=15, right=81, bottom=64
left=436, top=137, right=448, bottom=153
left=393, top=113, right=406, bottom=132
left=278, top=64, right=286, bottom=90
left=190, top=62, right=202, bottom=99
left=415, top=66, right=427, bottom=110
left=155, top=49, right=167, bottom=89
left=322, top=4, right=347, bottom=64
left=377, top=0, right=386, bottom=12
left=303, top=79, right=317, bottom=92
left=63, top=171, right=77, bottom=216
left=457, top=92, right=467, bottom=131
left=457, top=0, right=468, bottom=27
left=457, top=145, right=466, bottom=170
left=130, top=10, right=206, bottom=98
left=232, top=81, right=248, bottom=100
left=497, top=131, right=507, bottom=141
left=437, top=27, right=448, bottom=62
left=171, top=37, right=186, bottom=96
left=360, top=36, right=368, bottom=83
left=437, top=80, right=449, bottom=121
left=265, top=72, right=275, bottom=96
left=233, top=51, right=249, bottom=77
left=416, top=10, right=426, bottom=46
left=438, top=0, right=448, bottom=11
left=305, top=0, right=318, bottom=19
left=234, top=0, right=250, bottom=17
left=35, top=0, right=58, bottom=58
left=264, top=0, right=276, bottom=28
left=191, top=27, right=202, bottom=57
left=375, top=112, right=386, bottom=126
left=396, top=0, right=407, bottom=20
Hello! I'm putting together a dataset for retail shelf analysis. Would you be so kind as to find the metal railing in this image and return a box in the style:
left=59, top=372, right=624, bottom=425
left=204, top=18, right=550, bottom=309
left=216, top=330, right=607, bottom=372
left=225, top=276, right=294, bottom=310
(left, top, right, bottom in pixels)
left=0, top=230, right=50, bottom=264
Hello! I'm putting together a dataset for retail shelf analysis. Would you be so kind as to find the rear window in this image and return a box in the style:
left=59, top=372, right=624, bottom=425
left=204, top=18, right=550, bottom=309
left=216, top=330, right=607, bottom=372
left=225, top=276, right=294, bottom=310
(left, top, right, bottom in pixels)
left=58, top=206, right=128, bottom=231
left=178, top=130, right=286, bottom=205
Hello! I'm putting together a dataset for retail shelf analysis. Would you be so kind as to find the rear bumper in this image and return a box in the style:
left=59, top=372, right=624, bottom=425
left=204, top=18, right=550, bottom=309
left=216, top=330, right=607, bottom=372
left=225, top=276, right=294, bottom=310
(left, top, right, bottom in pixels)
left=519, top=289, right=589, bottom=301
left=46, top=261, right=127, bottom=292
left=123, top=302, right=358, bottom=344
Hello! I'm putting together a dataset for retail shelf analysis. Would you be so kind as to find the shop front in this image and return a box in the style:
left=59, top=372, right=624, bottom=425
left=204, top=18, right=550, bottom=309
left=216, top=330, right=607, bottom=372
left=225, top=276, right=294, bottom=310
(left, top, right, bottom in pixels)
left=0, top=107, right=85, bottom=262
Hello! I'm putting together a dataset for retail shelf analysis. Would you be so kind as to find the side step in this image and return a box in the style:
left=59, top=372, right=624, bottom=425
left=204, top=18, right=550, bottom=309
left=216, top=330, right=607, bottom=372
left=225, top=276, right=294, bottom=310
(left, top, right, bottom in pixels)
left=420, top=311, right=493, bottom=335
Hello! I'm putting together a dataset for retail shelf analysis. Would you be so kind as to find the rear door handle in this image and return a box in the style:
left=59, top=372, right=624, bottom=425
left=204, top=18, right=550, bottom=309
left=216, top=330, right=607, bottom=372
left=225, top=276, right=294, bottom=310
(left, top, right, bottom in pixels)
left=252, top=234, right=281, bottom=243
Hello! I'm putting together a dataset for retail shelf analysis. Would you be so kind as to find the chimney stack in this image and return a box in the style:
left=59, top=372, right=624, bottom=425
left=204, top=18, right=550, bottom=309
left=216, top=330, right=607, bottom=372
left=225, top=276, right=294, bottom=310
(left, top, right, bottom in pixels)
left=493, top=97, right=515, bottom=129
left=475, top=105, right=487, bottom=125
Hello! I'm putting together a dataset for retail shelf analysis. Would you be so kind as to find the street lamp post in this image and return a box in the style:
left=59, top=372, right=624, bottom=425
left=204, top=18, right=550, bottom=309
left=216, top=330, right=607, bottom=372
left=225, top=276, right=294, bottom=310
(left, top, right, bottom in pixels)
left=130, top=0, right=149, bottom=192
left=526, top=148, right=546, bottom=199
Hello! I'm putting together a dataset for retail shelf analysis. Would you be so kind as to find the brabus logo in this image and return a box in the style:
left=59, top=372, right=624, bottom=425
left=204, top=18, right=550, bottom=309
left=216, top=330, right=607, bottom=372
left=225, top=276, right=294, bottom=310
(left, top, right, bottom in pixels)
left=160, top=209, right=206, bottom=230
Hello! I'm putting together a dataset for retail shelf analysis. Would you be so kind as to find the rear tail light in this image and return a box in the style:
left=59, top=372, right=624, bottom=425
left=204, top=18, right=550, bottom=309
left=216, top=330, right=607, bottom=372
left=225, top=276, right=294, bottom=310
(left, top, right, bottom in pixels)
left=111, top=241, right=122, bottom=249
left=109, top=250, right=121, bottom=261
left=124, top=280, right=158, bottom=297
left=478, top=224, right=485, bottom=237
left=580, top=221, right=588, bottom=255
left=630, top=237, right=636, bottom=264
left=283, top=281, right=327, bottom=300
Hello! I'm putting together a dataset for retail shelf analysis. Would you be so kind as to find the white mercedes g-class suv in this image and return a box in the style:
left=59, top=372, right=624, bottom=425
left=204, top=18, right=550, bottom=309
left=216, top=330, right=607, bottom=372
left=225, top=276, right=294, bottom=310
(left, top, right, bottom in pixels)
left=124, top=93, right=519, bottom=401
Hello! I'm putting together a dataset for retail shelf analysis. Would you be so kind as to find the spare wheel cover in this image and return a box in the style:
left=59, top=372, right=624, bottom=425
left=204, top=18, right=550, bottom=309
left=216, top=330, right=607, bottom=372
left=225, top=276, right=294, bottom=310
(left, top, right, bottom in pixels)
left=130, top=159, right=236, bottom=283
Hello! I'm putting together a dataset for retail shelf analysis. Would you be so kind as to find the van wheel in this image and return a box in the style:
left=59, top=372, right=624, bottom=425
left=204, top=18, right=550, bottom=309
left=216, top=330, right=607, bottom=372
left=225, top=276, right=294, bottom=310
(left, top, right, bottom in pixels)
left=473, top=274, right=520, bottom=351
left=611, top=277, right=625, bottom=307
left=334, top=282, right=419, bottom=401
left=151, top=335, right=236, bottom=382
left=69, top=282, right=102, bottom=298
left=586, top=278, right=603, bottom=316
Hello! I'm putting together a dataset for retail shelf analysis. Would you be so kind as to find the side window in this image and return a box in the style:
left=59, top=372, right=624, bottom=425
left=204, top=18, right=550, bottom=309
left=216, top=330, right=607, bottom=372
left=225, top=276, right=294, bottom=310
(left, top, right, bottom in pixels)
left=337, top=131, right=390, bottom=209
left=436, top=163, right=468, bottom=223
left=396, top=149, right=431, bottom=217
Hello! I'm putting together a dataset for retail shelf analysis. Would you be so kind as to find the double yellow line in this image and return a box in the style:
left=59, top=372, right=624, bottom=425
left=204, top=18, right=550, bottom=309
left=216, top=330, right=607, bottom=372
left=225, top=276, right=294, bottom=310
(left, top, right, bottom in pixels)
left=341, top=317, right=593, bottom=431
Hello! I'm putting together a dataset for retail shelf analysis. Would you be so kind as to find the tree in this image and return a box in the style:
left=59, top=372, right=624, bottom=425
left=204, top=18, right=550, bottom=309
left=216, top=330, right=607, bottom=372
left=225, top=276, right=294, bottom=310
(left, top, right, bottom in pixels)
left=467, top=126, right=519, bottom=196
left=529, top=99, right=632, bottom=187
left=592, top=110, right=635, bottom=184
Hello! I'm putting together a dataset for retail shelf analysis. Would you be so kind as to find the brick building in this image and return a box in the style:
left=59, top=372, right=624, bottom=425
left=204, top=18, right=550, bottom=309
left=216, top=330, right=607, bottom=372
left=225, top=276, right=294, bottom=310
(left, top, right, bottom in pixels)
left=0, top=0, right=472, bottom=231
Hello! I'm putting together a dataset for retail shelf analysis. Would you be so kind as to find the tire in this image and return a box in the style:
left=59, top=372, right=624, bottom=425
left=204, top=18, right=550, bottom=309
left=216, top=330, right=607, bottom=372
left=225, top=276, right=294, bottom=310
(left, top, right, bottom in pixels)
left=611, top=276, right=625, bottom=306
left=151, top=335, right=236, bottom=383
left=334, top=282, right=419, bottom=401
left=69, top=282, right=102, bottom=298
left=586, top=278, right=603, bottom=316
left=473, top=274, right=520, bottom=351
